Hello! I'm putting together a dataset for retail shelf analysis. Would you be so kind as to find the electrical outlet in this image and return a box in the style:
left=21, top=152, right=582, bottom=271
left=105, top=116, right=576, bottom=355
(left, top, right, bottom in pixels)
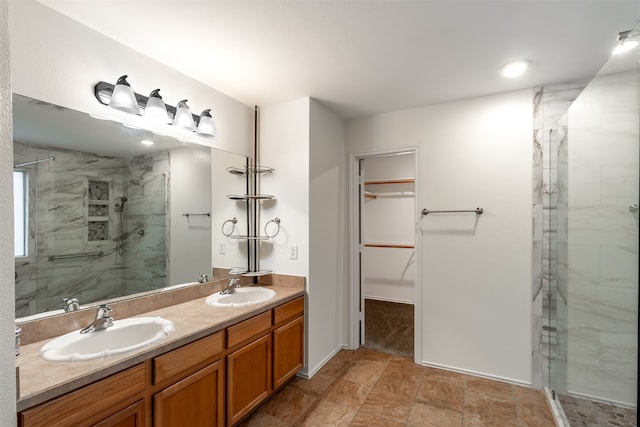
left=289, top=244, right=298, bottom=260
left=219, top=242, right=225, bottom=255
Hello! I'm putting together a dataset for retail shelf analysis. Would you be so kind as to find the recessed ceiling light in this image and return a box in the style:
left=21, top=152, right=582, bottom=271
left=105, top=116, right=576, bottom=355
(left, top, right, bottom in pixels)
left=499, top=59, right=531, bottom=78
left=141, top=139, right=154, bottom=146
left=612, top=30, right=638, bottom=55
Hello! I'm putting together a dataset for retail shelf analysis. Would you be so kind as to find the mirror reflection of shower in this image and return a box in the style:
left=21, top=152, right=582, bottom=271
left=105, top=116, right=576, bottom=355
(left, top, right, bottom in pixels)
left=115, top=196, right=128, bottom=256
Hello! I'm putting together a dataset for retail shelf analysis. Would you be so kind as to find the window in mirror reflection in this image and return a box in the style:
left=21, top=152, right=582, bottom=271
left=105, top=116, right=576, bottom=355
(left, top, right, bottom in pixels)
left=13, top=170, right=27, bottom=257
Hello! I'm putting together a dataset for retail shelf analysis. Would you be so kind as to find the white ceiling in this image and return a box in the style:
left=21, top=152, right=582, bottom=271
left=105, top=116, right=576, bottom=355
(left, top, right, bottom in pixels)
left=38, top=0, right=640, bottom=119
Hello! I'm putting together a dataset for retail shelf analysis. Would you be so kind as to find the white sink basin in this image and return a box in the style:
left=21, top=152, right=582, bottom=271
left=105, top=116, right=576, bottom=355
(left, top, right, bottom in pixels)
left=40, top=316, right=175, bottom=362
left=206, top=287, right=276, bottom=308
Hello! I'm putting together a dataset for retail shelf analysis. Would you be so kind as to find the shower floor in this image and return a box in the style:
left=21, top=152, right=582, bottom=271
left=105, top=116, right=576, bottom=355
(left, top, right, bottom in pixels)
left=363, top=298, right=414, bottom=358
left=559, top=394, right=637, bottom=427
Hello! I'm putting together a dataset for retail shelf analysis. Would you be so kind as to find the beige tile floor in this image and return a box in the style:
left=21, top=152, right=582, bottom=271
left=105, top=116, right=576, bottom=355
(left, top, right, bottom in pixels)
left=238, top=348, right=556, bottom=426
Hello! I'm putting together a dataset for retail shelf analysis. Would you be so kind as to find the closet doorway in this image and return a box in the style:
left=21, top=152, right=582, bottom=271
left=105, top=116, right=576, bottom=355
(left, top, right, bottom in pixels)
left=352, top=150, right=418, bottom=360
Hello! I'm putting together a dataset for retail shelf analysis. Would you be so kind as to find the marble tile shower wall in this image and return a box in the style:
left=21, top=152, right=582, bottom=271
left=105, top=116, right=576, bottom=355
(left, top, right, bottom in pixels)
left=565, top=70, right=638, bottom=406
left=532, top=82, right=586, bottom=390
left=14, top=143, right=168, bottom=318
left=122, top=152, right=169, bottom=295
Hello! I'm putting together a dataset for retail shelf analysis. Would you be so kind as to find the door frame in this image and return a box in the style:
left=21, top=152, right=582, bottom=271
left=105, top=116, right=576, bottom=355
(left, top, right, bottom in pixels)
left=348, top=146, right=423, bottom=364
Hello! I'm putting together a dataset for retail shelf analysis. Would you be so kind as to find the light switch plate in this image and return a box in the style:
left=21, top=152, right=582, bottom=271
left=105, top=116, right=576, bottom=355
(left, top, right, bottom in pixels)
left=289, top=244, right=298, bottom=260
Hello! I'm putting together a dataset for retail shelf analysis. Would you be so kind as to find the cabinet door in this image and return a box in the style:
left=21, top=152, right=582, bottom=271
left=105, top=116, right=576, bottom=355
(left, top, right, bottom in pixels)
left=19, top=364, right=145, bottom=427
left=273, top=315, right=304, bottom=389
left=92, top=400, right=145, bottom=427
left=226, top=334, right=272, bottom=426
left=154, top=359, right=224, bottom=427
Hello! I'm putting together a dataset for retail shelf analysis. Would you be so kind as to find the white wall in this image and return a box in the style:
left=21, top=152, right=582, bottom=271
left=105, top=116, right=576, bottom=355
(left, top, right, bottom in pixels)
left=566, top=70, right=639, bottom=405
left=169, top=146, right=212, bottom=284
left=259, top=97, right=347, bottom=375
left=0, top=1, right=17, bottom=423
left=211, top=149, right=249, bottom=271
left=259, top=99, right=310, bottom=277
left=8, top=1, right=253, bottom=157
left=347, top=90, right=533, bottom=384
left=308, top=99, right=347, bottom=374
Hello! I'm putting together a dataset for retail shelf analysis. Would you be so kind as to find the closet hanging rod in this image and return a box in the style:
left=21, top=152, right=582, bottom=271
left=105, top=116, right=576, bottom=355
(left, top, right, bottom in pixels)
left=364, top=243, right=414, bottom=249
left=422, top=208, right=484, bottom=216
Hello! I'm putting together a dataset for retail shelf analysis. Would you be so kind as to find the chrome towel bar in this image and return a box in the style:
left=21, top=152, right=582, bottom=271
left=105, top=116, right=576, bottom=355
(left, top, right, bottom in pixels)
left=422, top=207, right=484, bottom=216
left=48, top=251, right=104, bottom=261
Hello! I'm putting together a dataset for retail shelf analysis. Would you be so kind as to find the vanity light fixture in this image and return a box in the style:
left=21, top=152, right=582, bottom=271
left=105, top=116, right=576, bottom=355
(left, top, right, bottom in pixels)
left=108, top=75, right=140, bottom=114
left=141, top=139, right=154, bottom=146
left=172, top=100, right=197, bottom=131
left=144, top=89, right=171, bottom=124
left=196, top=109, right=218, bottom=137
left=93, top=77, right=218, bottom=138
left=612, top=30, right=638, bottom=55
left=499, top=59, right=531, bottom=78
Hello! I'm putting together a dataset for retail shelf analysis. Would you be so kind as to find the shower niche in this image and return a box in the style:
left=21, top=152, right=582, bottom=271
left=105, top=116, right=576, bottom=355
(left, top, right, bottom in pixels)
left=87, top=179, right=111, bottom=241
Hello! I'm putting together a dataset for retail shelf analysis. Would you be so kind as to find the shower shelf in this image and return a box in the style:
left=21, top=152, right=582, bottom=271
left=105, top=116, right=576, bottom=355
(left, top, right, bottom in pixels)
left=227, top=166, right=275, bottom=176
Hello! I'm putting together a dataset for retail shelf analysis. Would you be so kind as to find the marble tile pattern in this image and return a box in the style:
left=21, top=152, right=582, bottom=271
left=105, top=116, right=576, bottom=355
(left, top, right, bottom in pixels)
left=559, top=394, right=637, bottom=427
left=238, top=348, right=556, bottom=426
left=14, top=143, right=169, bottom=318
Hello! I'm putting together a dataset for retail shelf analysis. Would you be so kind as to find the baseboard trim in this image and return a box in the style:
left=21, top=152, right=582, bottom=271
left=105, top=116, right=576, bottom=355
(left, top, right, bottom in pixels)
left=420, top=361, right=530, bottom=387
left=297, top=344, right=349, bottom=379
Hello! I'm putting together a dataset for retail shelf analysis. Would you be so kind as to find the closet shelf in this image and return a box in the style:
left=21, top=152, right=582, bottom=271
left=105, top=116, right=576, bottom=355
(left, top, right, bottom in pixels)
left=364, top=243, right=415, bottom=249
left=227, top=166, right=275, bottom=176
left=364, top=178, right=414, bottom=185
left=227, top=194, right=275, bottom=201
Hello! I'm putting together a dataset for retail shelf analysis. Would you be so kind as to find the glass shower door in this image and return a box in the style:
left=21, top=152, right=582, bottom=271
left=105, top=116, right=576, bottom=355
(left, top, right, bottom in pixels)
left=551, top=24, right=639, bottom=424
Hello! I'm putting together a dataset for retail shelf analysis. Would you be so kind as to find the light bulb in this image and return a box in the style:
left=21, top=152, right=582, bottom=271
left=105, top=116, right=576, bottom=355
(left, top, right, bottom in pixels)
left=109, top=75, right=140, bottom=114
left=499, top=60, right=531, bottom=78
left=144, top=89, right=170, bottom=124
left=613, top=40, right=638, bottom=55
left=172, top=99, right=196, bottom=131
left=196, top=109, right=218, bottom=137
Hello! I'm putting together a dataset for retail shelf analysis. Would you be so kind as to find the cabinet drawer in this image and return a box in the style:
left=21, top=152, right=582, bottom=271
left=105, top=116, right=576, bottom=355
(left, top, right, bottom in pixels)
left=20, top=364, right=145, bottom=427
left=227, top=311, right=271, bottom=348
left=154, top=331, right=223, bottom=385
left=273, top=297, right=304, bottom=326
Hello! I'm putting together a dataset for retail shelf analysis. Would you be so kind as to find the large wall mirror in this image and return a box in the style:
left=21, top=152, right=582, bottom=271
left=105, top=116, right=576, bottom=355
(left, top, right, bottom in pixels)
left=13, top=94, right=248, bottom=319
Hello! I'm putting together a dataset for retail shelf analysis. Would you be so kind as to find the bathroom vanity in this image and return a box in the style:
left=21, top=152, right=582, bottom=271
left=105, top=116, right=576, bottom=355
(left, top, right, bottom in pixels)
left=16, top=279, right=305, bottom=427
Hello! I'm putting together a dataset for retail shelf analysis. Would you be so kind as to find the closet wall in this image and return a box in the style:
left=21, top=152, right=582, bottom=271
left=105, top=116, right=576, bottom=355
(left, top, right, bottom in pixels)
left=363, top=154, right=415, bottom=303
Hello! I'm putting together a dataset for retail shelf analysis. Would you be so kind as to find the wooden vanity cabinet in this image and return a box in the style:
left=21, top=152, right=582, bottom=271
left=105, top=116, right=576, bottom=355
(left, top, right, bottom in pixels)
left=18, top=295, right=304, bottom=427
left=226, top=312, right=272, bottom=426
left=152, top=332, right=224, bottom=427
left=18, top=364, right=146, bottom=427
left=272, top=297, right=305, bottom=389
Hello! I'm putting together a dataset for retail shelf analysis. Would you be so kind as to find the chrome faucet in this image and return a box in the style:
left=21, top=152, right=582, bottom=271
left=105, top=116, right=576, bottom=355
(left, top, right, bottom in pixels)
left=63, top=297, right=80, bottom=312
left=220, top=276, right=241, bottom=295
left=198, top=273, right=209, bottom=283
left=80, top=304, right=114, bottom=334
